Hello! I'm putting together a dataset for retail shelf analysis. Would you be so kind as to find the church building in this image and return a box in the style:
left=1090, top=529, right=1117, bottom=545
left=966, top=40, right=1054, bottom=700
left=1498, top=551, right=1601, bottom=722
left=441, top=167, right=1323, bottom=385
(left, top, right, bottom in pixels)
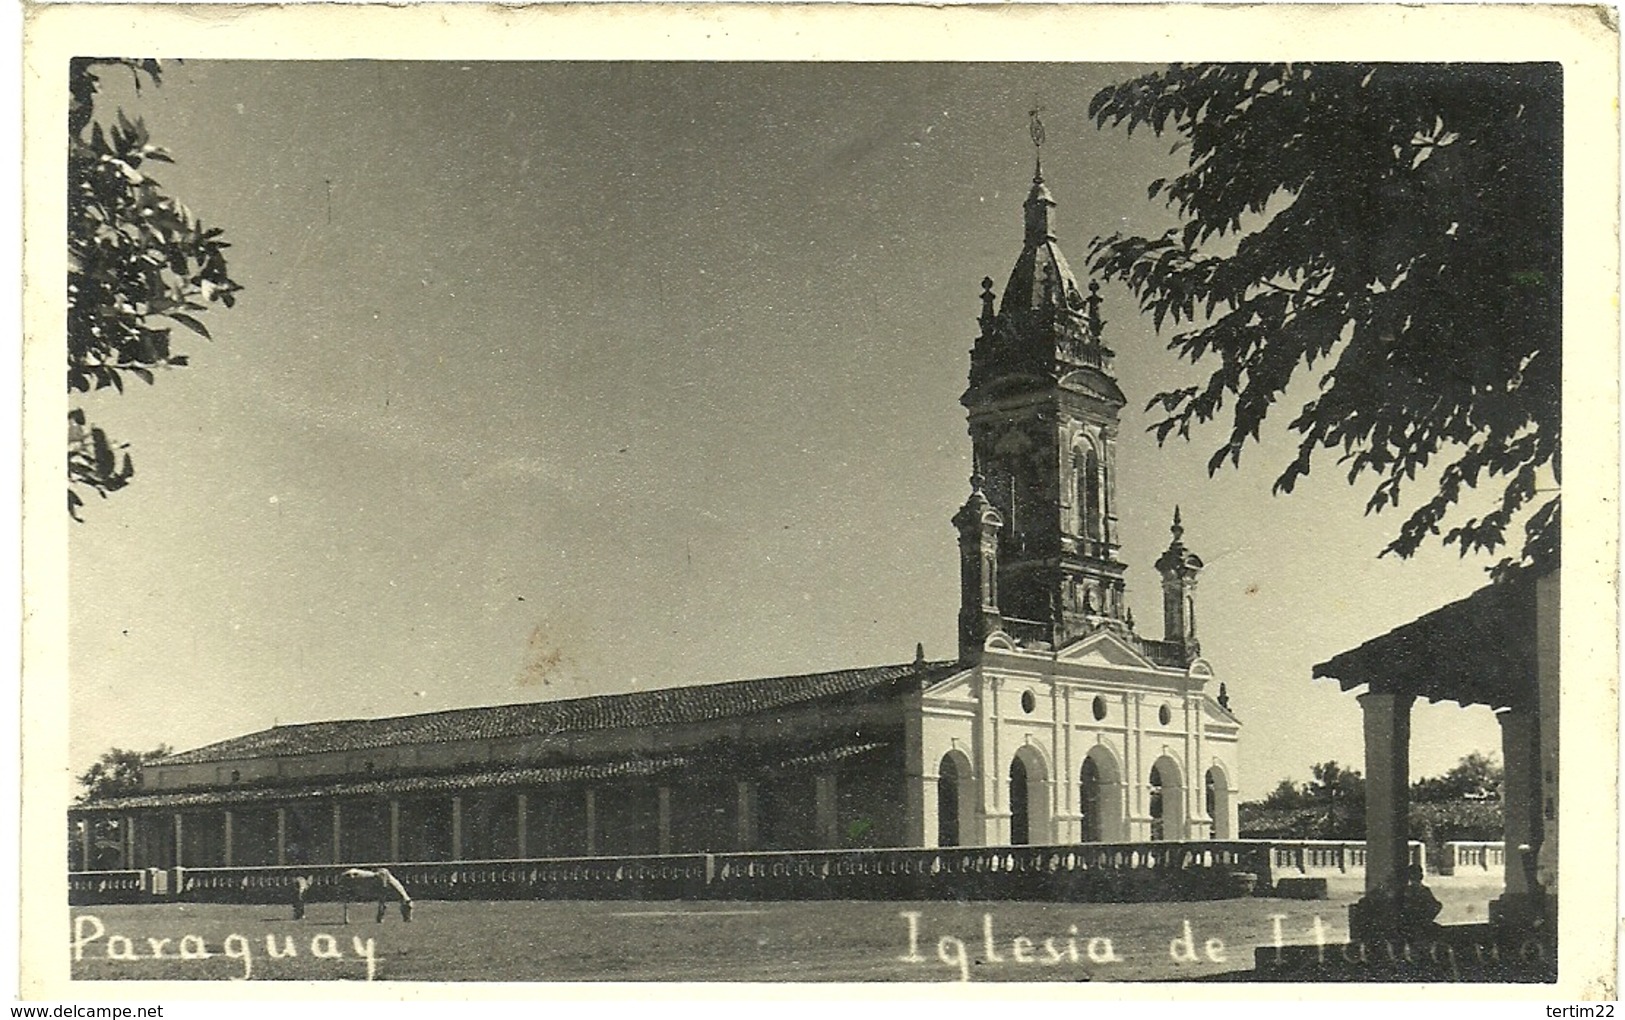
left=71, top=160, right=1241, bottom=873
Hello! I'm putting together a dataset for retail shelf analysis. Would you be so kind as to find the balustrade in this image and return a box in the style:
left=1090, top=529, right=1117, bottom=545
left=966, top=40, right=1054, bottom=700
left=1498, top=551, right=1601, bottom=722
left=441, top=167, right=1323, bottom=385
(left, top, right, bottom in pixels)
left=68, top=839, right=1290, bottom=906
left=1441, top=840, right=1506, bottom=874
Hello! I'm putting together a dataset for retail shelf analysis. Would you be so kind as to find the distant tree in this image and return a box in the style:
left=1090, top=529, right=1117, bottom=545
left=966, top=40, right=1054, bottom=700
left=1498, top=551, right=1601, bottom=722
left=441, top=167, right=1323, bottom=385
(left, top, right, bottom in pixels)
left=75, top=744, right=172, bottom=803
left=1261, top=777, right=1309, bottom=810
left=69, top=58, right=241, bottom=519
left=1413, top=750, right=1502, bottom=802
left=1088, top=64, right=1560, bottom=576
left=1307, top=759, right=1366, bottom=827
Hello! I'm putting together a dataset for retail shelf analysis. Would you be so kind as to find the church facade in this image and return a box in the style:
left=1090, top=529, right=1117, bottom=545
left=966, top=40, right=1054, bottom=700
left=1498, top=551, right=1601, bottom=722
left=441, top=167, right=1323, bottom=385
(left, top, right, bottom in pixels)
left=71, top=163, right=1240, bottom=873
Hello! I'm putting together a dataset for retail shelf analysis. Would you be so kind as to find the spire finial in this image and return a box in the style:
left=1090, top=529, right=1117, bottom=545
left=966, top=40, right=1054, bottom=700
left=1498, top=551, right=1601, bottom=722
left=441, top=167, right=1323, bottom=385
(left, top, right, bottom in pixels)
left=1028, top=106, right=1046, bottom=181
left=1171, top=505, right=1184, bottom=542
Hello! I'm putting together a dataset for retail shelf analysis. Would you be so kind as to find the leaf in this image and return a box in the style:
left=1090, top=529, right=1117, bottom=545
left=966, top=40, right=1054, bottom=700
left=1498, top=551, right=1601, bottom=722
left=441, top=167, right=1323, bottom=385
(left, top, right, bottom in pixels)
left=165, top=311, right=211, bottom=339
left=1090, top=61, right=1560, bottom=571
left=66, top=58, right=238, bottom=521
left=91, top=428, right=115, bottom=478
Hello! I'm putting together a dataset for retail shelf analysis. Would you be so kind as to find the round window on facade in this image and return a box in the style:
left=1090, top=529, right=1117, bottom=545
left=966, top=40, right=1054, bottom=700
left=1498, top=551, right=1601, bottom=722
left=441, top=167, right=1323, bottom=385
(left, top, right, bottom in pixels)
left=1092, top=695, right=1108, bottom=721
left=1159, top=704, right=1173, bottom=726
left=1021, top=690, right=1037, bottom=714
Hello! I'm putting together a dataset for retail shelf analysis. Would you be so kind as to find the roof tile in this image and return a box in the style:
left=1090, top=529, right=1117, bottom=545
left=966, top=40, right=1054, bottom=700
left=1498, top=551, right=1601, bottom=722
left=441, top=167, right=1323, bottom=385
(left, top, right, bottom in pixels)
left=157, top=661, right=960, bottom=766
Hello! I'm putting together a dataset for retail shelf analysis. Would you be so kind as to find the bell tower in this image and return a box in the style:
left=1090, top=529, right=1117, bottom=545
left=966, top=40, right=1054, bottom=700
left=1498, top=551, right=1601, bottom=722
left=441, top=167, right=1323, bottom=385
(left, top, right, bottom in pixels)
left=961, top=138, right=1131, bottom=650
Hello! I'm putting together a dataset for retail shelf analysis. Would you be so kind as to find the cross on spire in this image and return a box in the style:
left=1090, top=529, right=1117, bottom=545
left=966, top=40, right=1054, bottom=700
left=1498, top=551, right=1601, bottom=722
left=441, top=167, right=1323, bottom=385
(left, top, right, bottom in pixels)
left=1028, top=106, right=1046, bottom=181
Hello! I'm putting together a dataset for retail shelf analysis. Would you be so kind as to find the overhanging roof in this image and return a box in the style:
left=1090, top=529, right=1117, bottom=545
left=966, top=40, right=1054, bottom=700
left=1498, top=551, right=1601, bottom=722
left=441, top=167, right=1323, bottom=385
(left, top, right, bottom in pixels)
left=1312, top=574, right=1542, bottom=711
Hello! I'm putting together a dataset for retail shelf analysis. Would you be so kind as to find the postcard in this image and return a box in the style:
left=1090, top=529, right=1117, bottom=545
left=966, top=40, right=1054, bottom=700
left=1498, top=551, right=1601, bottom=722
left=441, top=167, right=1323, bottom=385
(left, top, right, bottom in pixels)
left=20, top=1, right=1620, bottom=1003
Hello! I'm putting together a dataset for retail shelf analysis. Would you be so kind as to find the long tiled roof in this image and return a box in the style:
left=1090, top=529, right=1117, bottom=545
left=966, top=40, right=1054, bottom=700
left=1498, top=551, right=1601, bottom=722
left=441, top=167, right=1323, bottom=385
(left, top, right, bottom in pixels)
left=74, top=740, right=898, bottom=812
left=157, top=661, right=961, bottom=766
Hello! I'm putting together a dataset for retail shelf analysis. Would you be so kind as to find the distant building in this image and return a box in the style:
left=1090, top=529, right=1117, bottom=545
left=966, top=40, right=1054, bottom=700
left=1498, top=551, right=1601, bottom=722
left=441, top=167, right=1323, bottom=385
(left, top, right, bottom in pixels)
left=70, top=161, right=1240, bottom=871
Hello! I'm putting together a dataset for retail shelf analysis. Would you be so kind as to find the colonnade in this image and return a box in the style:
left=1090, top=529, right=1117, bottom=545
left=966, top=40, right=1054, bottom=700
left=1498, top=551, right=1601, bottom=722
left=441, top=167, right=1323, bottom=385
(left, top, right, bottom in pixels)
left=72, top=766, right=897, bottom=871
left=1351, top=691, right=1547, bottom=938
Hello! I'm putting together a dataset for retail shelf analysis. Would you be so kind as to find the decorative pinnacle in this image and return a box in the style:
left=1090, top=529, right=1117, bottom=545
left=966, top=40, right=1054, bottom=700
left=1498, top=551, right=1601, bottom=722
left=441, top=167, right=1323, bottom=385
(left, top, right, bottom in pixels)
left=1171, top=505, right=1184, bottom=543
left=969, top=472, right=985, bottom=495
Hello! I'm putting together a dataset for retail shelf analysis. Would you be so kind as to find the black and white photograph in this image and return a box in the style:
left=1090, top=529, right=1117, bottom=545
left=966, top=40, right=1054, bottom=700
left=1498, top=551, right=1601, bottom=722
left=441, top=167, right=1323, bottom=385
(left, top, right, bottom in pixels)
left=21, top=1, right=1618, bottom=999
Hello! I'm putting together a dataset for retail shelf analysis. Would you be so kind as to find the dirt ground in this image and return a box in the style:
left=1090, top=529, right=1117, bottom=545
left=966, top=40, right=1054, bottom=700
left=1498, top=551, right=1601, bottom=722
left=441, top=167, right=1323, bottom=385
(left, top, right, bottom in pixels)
left=67, top=875, right=1506, bottom=983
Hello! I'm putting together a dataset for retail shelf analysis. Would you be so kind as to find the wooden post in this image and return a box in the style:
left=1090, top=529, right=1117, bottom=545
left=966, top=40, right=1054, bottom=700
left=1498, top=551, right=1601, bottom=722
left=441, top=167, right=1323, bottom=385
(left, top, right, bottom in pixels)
left=389, top=799, right=401, bottom=862
left=735, top=781, right=756, bottom=851
left=584, top=788, right=597, bottom=856
left=78, top=817, right=92, bottom=872
left=516, top=793, right=529, bottom=859
left=656, top=787, right=672, bottom=854
left=330, top=801, right=342, bottom=864
left=172, top=813, right=184, bottom=869
left=124, top=814, right=137, bottom=870
left=451, top=796, right=464, bottom=862
left=222, top=810, right=234, bottom=867
left=814, top=774, right=839, bottom=849
left=275, top=807, right=287, bottom=866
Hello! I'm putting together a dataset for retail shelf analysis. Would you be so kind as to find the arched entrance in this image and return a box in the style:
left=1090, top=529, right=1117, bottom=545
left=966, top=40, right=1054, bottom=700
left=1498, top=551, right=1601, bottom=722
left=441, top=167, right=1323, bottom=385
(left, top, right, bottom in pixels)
left=1148, top=755, right=1186, bottom=841
left=1008, top=745, right=1051, bottom=846
left=1205, top=763, right=1233, bottom=839
left=937, top=750, right=976, bottom=847
left=1079, top=744, right=1125, bottom=843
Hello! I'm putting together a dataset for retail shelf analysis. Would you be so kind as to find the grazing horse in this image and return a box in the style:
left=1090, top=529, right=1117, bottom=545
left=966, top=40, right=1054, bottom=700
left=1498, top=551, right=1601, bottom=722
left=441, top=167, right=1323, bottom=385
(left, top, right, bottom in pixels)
left=290, top=868, right=414, bottom=923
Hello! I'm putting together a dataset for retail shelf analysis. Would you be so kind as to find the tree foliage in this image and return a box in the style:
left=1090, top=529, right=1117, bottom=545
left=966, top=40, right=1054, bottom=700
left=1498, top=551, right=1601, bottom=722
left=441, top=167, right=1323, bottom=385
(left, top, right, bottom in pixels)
left=1241, top=753, right=1503, bottom=858
left=1308, top=759, right=1366, bottom=807
left=1412, top=749, right=1502, bottom=802
left=68, top=58, right=240, bottom=518
left=75, top=744, right=173, bottom=803
left=1261, top=776, right=1310, bottom=810
left=1089, top=64, right=1560, bottom=575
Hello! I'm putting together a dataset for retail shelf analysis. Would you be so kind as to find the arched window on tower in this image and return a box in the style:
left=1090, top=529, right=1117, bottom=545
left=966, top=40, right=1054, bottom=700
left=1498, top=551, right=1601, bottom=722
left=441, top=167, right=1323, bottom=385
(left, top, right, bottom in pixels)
left=1075, top=446, right=1102, bottom=540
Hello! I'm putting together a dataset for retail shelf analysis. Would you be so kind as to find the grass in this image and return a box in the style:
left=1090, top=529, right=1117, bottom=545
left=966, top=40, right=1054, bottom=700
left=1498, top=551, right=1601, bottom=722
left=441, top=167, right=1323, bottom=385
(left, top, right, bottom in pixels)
left=69, top=876, right=1504, bottom=983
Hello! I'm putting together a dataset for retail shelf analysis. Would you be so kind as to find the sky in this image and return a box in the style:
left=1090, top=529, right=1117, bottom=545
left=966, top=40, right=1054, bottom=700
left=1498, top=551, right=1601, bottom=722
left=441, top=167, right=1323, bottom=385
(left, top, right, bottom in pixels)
left=67, top=60, right=1510, bottom=800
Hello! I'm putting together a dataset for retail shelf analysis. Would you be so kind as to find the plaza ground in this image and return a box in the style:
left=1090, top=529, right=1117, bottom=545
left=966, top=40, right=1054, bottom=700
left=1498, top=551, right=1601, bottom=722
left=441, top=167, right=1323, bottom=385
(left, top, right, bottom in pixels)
left=68, top=876, right=1504, bottom=983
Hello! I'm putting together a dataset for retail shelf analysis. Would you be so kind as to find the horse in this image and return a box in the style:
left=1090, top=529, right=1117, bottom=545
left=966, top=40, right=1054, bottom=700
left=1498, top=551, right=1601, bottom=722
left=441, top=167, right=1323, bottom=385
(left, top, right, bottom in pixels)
left=290, top=868, right=414, bottom=923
